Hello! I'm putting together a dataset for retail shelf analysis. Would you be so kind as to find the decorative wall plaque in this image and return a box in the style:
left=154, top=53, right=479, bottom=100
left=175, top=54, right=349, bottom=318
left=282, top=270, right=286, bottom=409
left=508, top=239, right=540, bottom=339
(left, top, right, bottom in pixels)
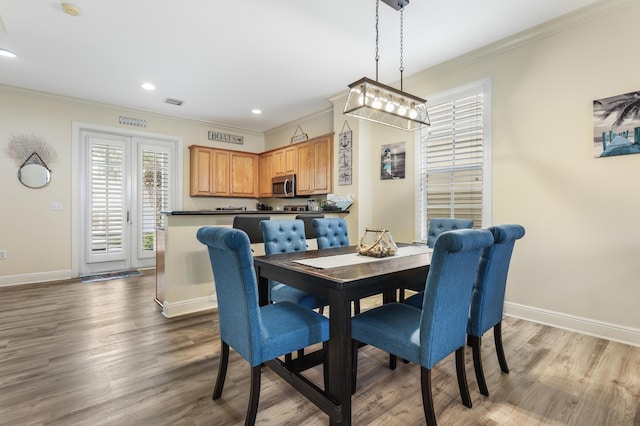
left=208, top=131, right=244, bottom=145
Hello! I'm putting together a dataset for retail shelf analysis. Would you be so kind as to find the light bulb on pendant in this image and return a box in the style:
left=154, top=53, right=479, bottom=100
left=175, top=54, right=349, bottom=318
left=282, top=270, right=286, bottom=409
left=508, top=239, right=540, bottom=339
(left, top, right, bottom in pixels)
left=397, top=102, right=407, bottom=116
left=372, top=91, right=382, bottom=109
left=385, top=96, right=395, bottom=112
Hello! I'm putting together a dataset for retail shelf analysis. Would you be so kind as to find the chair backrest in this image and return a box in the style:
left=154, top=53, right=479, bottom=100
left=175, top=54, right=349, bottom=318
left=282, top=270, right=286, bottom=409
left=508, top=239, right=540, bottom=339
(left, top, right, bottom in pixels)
left=426, top=218, right=474, bottom=247
left=295, top=213, right=325, bottom=239
left=233, top=215, right=270, bottom=244
left=468, top=224, right=525, bottom=337
left=312, top=217, right=349, bottom=249
left=260, top=219, right=307, bottom=255
left=196, top=226, right=264, bottom=365
left=419, top=228, right=494, bottom=368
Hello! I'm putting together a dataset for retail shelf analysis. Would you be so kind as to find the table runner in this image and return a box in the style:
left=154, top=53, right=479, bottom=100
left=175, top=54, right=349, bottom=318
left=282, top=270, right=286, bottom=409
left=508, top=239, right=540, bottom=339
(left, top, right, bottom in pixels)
left=293, top=245, right=433, bottom=269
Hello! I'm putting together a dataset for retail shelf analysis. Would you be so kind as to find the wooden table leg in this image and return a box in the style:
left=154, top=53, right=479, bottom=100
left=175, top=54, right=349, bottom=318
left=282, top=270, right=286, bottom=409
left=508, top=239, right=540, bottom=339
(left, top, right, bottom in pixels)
left=327, top=290, right=351, bottom=425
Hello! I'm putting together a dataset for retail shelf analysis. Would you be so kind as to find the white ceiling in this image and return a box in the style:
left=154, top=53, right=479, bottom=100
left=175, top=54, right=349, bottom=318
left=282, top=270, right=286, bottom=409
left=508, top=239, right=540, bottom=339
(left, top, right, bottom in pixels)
left=0, top=0, right=600, bottom=133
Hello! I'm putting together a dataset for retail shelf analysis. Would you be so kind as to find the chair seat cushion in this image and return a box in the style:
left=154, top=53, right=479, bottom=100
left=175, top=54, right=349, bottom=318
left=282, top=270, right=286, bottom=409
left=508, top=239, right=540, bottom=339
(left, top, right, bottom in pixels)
left=403, top=291, right=424, bottom=309
left=271, top=283, right=328, bottom=309
left=258, top=302, right=329, bottom=364
left=351, top=303, right=422, bottom=364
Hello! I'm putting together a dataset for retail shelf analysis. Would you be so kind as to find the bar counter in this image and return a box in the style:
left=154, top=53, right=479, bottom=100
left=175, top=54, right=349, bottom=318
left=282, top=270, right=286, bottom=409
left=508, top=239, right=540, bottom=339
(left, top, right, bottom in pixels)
left=156, top=210, right=348, bottom=318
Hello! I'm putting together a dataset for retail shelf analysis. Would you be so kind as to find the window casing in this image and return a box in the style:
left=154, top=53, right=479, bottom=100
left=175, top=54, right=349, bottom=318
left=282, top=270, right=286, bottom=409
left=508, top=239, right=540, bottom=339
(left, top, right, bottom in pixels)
left=415, top=79, right=492, bottom=242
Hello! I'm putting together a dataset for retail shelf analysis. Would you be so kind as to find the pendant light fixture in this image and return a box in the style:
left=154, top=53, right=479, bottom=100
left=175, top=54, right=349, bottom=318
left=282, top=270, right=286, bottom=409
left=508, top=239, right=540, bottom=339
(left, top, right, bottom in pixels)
left=343, top=0, right=429, bottom=131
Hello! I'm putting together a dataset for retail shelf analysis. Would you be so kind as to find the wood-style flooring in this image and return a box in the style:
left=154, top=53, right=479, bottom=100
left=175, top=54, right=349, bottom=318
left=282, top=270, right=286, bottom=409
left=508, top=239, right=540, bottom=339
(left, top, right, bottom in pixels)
left=1, top=271, right=639, bottom=425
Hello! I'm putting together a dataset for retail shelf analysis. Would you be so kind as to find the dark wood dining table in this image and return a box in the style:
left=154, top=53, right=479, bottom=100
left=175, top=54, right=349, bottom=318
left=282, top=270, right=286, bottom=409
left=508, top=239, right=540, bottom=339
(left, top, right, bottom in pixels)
left=253, top=244, right=432, bottom=425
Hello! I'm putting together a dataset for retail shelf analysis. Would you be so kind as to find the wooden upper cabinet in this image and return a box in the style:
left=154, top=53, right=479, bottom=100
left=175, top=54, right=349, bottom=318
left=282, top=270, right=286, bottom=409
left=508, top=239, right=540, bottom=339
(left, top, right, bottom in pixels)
left=274, top=145, right=296, bottom=176
left=230, top=151, right=259, bottom=197
left=189, top=145, right=258, bottom=197
left=189, top=146, right=215, bottom=196
left=295, top=133, right=333, bottom=196
left=259, top=152, right=274, bottom=197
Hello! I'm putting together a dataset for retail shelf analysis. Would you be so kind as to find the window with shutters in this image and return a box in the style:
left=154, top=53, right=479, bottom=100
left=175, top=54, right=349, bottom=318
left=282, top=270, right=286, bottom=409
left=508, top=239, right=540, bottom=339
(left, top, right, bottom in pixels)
left=88, top=140, right=126, bottom=262
left=415, top=78, right=492, bottom=242
left=139, top=146, right=171, bottom=257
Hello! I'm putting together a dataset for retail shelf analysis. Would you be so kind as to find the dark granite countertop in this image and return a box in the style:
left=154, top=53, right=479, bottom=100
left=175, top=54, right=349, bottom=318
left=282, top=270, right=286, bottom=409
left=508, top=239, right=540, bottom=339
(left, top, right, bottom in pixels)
left=162, top=210, right=349, bottom=215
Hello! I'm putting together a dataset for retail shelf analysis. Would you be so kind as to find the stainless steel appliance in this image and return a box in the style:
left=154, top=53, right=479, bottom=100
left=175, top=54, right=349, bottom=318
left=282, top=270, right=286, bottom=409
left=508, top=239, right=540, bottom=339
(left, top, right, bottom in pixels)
left=272, top=174, right=296, bottom=198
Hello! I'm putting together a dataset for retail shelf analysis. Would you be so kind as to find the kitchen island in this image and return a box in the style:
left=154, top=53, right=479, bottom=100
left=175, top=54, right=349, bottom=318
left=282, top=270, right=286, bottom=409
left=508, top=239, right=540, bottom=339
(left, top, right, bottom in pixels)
left=156, top=210, right=349, bottom=318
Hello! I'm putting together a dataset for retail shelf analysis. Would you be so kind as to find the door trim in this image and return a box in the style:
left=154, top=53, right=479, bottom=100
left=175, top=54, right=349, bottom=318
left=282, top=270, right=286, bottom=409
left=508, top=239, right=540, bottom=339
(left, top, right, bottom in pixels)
left=71, top=122, right=183, bottom=278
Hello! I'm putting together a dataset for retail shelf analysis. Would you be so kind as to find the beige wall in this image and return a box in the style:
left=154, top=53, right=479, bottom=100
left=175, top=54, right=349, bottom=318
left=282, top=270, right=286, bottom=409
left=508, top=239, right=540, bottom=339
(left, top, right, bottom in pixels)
left=1, top=1, right=638, bottom=344
left=332, top=0, right=640, bottom=344
left=0, top=87, right=264, bottom=283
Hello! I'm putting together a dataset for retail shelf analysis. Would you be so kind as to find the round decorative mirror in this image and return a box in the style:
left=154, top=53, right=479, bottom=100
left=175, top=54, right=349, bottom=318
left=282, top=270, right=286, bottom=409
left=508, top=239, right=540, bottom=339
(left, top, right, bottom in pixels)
left=18, top=163, right=51, bottom=188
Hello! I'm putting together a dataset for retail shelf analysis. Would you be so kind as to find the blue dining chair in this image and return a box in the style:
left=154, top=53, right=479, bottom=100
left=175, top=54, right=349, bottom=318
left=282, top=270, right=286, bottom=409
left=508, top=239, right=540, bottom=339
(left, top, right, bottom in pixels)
left=467, top=224, right=525, bottom=396
left=196, top=226, right=329, bottom=425
left=312, top=217, right=360, bottom=314
left=350, top=229, right=494, bottom=426
left=260, top=219, right=329, bottom=311
left=399, top=217, right=475, bottom=303
left=404, top=224, right=525, bottom=397
left=312, top=217, right=350, bottom=249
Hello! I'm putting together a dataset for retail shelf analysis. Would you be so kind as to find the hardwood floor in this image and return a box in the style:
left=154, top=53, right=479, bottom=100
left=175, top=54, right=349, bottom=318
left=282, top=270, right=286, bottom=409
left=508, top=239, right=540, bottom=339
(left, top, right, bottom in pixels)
left=1, top=271, right=639, bottom=425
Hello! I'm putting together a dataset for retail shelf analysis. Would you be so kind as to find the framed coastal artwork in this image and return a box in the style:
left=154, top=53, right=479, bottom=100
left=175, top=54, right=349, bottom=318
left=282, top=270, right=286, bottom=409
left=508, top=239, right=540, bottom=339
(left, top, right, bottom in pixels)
left=380, top=141, right=406, bottom=180
left=593, top=90, right=640, bottom=158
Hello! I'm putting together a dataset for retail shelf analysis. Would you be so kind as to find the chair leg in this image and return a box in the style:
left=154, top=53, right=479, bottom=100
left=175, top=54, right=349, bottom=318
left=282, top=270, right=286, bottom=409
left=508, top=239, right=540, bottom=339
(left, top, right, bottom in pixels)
left=322, top=342, right=329, bottom=391
left=351, top=340, right=359, bottom=394
left=245, top=365, right=261, bottom=426
left=319, top=306, right=325, bottom=315
left=420, top=367, right=437, bottom=426
left=494, top=322, right=510, bottom=373
left=389, top=354, right=397, bottom=370
left=398, top=288, right=406, bottom=302
left=455, top=347, right=472, bottom=408
left=468, top=334, right=489, bottom=396
left=212, top=340, right=229, bottom=400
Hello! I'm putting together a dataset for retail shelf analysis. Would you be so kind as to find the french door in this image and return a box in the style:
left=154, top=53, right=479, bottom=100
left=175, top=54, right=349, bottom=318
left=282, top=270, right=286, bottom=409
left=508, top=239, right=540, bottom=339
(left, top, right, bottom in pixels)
left=80, top=130, right=178, bottom=275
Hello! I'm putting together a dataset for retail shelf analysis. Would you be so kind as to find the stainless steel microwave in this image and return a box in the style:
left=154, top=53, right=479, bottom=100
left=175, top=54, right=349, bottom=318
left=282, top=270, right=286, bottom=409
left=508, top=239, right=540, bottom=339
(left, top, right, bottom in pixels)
left=272, top=174, right=296, bottom=198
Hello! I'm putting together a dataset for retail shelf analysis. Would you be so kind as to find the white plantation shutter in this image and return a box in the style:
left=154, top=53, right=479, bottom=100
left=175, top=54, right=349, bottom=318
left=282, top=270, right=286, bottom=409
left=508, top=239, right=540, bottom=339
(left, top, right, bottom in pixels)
left=139, top=145, right=171, bottom=257
left=88, top=139, right=126, bottom=262
left=416, top=80, right=491, bottom=242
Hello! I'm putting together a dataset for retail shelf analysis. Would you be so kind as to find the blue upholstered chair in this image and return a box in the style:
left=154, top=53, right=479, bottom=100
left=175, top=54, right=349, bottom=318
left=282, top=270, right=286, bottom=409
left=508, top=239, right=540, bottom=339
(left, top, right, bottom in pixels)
left=312, top=217, right=350, bottom=249
left=312, top=217, right=360, bottom=314
left=399, top=217, right=475, bottom=302
left=351, top=229, right=494, bottom=425
left=404, top=224, right=525, bottom=397
left=196, top=227, right=329, bottom=425
left=426, top=217, right=474, bottom=248
left=467, top=224, right=525, bottom=396
left=260, top=219, right=329, bottom=311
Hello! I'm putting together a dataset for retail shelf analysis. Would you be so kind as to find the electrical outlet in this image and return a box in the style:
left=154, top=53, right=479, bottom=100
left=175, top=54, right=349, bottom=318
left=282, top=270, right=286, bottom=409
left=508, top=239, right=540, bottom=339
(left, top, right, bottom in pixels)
left=0, top=250, right=7, bottom=259
left=52, top=202, right=62, bottom=211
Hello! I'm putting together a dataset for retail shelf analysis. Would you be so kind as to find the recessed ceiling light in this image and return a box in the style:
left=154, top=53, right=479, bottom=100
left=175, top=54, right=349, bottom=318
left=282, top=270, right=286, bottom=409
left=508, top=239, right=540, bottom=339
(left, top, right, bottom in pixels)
left=251, top=109, right=262, bottom=115
left=141, top=82, right=156, bottom=91
left=0, top=48, right=16, bottom=58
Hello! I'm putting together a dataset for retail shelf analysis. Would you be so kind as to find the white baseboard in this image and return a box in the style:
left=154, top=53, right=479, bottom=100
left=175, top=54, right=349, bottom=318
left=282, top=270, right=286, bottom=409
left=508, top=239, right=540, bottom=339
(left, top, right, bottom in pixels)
left=504, top=301, right=640, bottom=348
left=0, top=270, right=73, bottom=287
left=162, top=296, right=217, bottom=318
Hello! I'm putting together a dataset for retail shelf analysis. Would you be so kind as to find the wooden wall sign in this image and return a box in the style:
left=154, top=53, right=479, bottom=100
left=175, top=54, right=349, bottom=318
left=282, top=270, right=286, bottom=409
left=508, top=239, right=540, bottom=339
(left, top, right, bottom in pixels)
left=208, top=131, right=244, bottom=145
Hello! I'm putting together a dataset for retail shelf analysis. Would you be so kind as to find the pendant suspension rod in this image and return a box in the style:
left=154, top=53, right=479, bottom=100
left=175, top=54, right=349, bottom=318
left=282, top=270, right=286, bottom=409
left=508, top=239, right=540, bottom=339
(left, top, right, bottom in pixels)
left=375, top=0, right=380, bottom=82
left=400, top=6, right=404, bottom=92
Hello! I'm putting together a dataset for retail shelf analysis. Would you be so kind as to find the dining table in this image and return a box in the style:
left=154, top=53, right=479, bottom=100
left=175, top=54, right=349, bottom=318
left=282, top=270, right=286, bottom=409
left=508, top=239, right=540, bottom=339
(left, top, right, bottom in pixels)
left=253, top=244, right=433, bottom=425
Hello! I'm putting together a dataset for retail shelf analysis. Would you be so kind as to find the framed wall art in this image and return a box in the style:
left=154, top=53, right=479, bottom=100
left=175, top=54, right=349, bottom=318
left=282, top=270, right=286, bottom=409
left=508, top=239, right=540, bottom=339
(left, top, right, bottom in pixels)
left=593, top=90, right=640, bottom=158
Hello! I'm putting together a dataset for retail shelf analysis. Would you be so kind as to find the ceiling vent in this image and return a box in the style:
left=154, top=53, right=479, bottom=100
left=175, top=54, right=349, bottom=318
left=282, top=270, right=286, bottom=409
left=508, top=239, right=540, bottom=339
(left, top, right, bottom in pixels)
left=164, top=98, right=184, bottom=106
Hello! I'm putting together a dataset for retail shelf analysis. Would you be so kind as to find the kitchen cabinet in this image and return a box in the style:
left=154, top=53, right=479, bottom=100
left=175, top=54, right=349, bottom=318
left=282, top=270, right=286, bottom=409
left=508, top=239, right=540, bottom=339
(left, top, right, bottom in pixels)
left=274, top=145, right=296, bottom=176
left=189, top=145, right=258, bottom=197
left=295, top=133, right=333, bottom=196
left=259, top=152, right=274, bottom=197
